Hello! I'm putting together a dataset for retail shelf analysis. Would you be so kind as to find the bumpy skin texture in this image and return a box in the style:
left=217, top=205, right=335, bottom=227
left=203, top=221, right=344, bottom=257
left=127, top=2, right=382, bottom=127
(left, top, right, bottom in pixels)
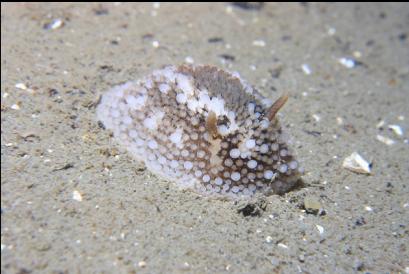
left=97, top=65, right=303, bottom=198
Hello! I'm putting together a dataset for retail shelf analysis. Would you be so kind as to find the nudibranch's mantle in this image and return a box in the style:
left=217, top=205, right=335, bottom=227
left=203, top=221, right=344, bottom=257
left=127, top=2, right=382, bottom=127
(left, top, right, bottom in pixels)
left=97, top=65, right=303, bottom=198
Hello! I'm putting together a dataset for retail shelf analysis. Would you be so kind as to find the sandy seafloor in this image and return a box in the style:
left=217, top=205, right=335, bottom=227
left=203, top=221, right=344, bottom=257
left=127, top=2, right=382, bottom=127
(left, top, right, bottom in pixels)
left=1, top=3, right=409, bottom=274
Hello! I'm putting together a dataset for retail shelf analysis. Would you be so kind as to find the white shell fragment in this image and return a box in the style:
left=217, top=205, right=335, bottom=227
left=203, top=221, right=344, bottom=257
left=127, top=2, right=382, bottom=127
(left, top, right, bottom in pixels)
left=342, top=152, right=371, bottom=174
left=72, top=190, right=83, bottom=202
left=338, top=57, right=355, bottom=68
left=97, top=65, right=303, bottom=198
left=388, top=125, right=403, bottom=137
left=376, top=135, right=395, bottom=146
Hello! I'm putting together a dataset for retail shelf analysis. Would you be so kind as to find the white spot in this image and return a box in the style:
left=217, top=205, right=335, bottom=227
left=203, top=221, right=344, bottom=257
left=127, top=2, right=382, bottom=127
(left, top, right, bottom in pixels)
left=229, top=148, right=240, bottom=158
left=224, top=158, right=233, bottom=167
left=264, top=170, right=275, bottom=180
left=195, top=170, right=202, bottom=177
left=247, top=103, right=255, bottom=114
left=289, top=161, right=298, bottom=170
left=184, top=161, right=193, bottom=170
left=152, top=41, right=159, bottom=48
left=169, top=129, right=183, bottom=145
left=260, top=119, right=269, bottom=129
left=197, top=150, right=206, bottom=158
left=214, top=177, right=223, bottom=185
left=218, top=125, right=228, bottom=135
left=365, top=206, right=373, bottom=212
left=126, top=95, right=146, bottom=110
left=176, top=74, right=194, bottom=95
left=259, top=144, right=269, bottom=153
left=148, top=140, right=158, bottom=149
left=202, top=174, right=211, bottom=182
left=159, top=84, right=170, bottom=94
left=231, top=172, right=241, bottom=181
left=181, top=150, right=189, bottom=157
left=122, top=116, right=132, bottom=125
left=143, top=117, right=157, bottom=130
left=247, top=160, right=257, bottom=169
left=170, top=160, right=179, bottom=169
left=129, top=130, right=138, bottom=138
left=231, top=186, right=240, bottom=193
left=245, top=139, right=256, bottom=149
left=176, top=93, right=187, bottom=104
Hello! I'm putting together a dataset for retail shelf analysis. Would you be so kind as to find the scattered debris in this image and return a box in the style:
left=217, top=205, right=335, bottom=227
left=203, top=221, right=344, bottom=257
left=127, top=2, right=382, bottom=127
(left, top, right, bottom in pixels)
left=219, top=54, right=235, bottom=61
left=53, top=163, right=74, bottom=171
left=354, top=217, right=366, bottom=226
left=208, top=37, right=224, bottom=43
left=342, top=152, right=371, bottom=174
left=376, top=134, right=395, bottom=145
left=237, top=198, right=267, bottom=217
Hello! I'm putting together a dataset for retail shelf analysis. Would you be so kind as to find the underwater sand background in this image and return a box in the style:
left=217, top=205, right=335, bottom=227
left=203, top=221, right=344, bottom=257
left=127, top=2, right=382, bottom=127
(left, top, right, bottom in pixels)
left=1, top=3, right=408, bottom=273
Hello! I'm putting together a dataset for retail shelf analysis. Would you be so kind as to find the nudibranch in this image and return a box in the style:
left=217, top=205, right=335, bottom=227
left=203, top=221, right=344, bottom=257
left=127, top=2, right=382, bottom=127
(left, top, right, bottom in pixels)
left=97, top=65, right=303, bottom=198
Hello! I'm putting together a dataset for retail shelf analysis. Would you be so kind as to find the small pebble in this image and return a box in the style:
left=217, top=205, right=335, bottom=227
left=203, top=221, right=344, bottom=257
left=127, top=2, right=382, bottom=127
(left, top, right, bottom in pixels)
left=138, top=261, right=147, bottom=268
left=304, top=196, right=323, bottom=215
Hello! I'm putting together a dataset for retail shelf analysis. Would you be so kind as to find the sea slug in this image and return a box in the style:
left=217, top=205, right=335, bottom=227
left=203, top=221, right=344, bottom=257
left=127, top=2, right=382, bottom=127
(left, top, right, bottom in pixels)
left=97, top=65, right=303, bottom=198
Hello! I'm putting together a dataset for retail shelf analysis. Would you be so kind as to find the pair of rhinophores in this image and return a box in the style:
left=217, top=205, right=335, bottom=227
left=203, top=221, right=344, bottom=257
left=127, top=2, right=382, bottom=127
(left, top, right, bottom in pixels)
left=97, top=65, right=303, bottom=199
